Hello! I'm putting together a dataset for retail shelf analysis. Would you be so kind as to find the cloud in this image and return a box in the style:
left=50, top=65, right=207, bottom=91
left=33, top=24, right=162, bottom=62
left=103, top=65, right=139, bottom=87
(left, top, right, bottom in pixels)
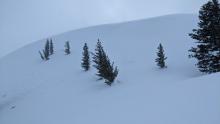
left=0, top=0, right=206, bottom=57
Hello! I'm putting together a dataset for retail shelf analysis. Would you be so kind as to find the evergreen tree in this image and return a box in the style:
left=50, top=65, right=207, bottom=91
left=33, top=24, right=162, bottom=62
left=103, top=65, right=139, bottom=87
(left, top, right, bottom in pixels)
left=81, top=43, right=90, bottom=71
left=65, top=41, right=71, bottom=55
left=43, top=40, right=50, bottom=60
left=92, top=40, right=105, bottom=79
left=104, top=61, right=119, bottom=85
left=189, top=0, right=220, bottom=73
left=92, top=39, right=119, bottom=86
left=155, top=43, right=167, bottom=68
left=49, top=39, right=54, bottom=55
left=39, top=40, right=50, bottom=60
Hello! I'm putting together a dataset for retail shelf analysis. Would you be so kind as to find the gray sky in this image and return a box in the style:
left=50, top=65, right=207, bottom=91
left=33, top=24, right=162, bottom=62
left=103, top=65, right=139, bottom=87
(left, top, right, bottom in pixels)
left=0, top=0, right=207, bottom=57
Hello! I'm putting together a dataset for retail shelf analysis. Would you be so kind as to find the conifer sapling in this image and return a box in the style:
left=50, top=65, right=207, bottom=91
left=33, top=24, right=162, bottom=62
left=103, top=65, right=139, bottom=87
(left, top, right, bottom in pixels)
left=155, top=43, right=167, bottom=68
left=81, top=43, right=90, bottom=71
left=65, top=41, right=71, bottom=55
left=49, top=39, right=54, bottom=55
left=39, top=40, right=50, bottom=60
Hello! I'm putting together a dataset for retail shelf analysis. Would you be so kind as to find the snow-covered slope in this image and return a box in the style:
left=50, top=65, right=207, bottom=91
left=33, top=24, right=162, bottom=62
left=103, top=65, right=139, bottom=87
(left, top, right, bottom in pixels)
left=0, top=14, right=219, bottom=124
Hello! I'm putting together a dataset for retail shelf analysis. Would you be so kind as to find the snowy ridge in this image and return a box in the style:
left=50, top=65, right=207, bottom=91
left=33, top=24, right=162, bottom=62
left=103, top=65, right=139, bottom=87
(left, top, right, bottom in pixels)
left=0, top=14, right=219, bottom=124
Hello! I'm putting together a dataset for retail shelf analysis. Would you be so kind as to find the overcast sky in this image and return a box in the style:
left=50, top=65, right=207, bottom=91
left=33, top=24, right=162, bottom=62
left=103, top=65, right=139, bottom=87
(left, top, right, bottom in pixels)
left=0, top=0, right=207, bottom=57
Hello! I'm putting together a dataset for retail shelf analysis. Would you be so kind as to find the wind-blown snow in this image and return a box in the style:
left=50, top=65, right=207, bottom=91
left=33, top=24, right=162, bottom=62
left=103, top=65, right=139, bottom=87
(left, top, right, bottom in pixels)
left=0, top=14, right=219, bottom=124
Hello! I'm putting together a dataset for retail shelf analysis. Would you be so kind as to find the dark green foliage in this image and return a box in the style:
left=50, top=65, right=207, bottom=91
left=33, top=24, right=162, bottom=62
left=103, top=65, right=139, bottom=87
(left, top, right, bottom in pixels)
left=92, top=40, right=105, bottom=79
left=189, top=0, right=220, bottom=73
left=39, top=39, right=50, bottom=60
left=49, top=39, right=54, bottom=55
left=104, top=62, right=119, bottom=85
left=92, top=39, right=119, bottom=86
left=81, top=43, right=90, bottom=71
left=65, top=41, right=71, bottom=55
left=155, top=43, right=167, bottom=68
left=44, top=40, right=50, bottom=60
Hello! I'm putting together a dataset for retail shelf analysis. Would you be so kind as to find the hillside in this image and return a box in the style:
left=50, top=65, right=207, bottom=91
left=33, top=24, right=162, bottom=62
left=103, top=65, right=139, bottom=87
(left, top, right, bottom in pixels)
left=0, top=14, right=219, bottom=124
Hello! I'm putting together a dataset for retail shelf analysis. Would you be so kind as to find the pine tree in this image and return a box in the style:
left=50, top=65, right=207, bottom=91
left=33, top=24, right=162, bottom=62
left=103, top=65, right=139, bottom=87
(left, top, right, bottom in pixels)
left=81, top=43, right=90, bottom=71
left=39, top=40, right=50, bottom=60
left=92, top=40, right=105, bottom=80
left=92, top=39, right=119, bottom=86
left=189, top=0, right=220, bottom=73
left=155, top=43, right=167, bottom=68
left=104, top=61, right=119, bottom=85
left=49, top=39, right=54, bottom=55
left=44, top=40, right=50, bottom=60
left=65, top=41, right=71, bottom=55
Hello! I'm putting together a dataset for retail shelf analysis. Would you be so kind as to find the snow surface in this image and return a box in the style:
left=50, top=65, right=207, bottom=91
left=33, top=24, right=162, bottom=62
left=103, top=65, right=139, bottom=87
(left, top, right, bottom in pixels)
left=0, top=14, right=219, bottom=124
